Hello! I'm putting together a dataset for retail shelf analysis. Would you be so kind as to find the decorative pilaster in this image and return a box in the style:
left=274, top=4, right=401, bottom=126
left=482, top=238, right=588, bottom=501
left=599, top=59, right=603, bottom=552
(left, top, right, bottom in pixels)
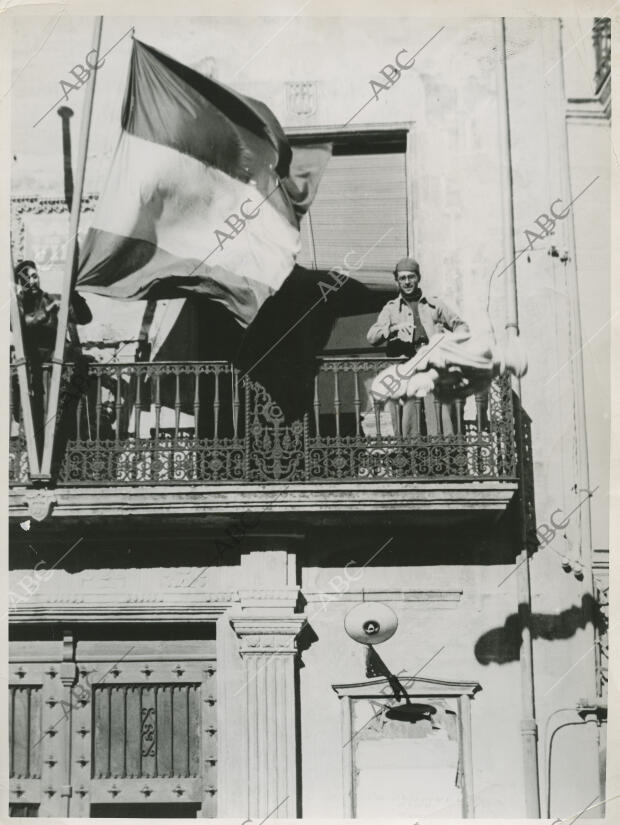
left=230, top=613, right=306, bottom=820
left=59, top=631, right=76, bottom=817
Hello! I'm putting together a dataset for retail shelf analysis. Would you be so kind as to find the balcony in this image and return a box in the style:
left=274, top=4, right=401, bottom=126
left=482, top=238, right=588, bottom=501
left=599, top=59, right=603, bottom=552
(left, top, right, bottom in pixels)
left=9, top=358, right=518, bottom=520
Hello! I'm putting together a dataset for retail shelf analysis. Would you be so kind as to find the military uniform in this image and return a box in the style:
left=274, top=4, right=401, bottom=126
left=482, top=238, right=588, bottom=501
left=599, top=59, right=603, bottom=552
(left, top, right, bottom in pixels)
left=367, top=288, right=465, bottom=437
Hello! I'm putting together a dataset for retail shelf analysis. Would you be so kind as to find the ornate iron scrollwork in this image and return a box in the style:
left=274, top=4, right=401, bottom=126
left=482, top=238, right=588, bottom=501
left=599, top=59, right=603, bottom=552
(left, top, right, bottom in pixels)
left=11, top=358, right=517, bottom=486
left=593, top=17, right=611, bottom=93
left=140, top=707, right=156, bottom=758
left=245, top=379, right=305, bottom=482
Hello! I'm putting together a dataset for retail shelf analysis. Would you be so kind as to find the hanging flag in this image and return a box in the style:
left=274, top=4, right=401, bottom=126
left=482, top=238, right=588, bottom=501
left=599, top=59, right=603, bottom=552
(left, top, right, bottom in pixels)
left=76, top=38, right=329, bottom=328
left=75, top=38, right=394, bottom=420
left=236, top=263, right=393, bottom=419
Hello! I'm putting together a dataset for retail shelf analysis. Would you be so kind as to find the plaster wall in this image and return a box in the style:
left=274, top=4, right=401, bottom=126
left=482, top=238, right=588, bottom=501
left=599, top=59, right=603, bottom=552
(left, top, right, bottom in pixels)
left=8, top=519, right=604, bottom=818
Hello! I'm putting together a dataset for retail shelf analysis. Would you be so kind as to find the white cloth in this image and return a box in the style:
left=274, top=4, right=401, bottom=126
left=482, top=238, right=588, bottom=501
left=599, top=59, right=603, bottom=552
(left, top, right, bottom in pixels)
left=371, top=321, right=527, bottom=404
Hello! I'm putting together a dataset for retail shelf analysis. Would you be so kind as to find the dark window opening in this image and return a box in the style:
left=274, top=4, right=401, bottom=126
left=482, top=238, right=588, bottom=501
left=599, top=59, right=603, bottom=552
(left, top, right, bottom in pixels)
left=10, top=803, right=39, bottom=817
left=91, top=803, right=200, bottom=818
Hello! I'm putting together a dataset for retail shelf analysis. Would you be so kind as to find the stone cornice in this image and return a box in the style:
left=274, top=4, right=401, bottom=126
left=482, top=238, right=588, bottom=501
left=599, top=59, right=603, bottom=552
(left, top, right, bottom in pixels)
left=9, top=592, right=235, bottom=623
left=304, top=589, right=462, bottom=604
left=239, top=587, right=300, bottom=613
left=567, top=75, right=611, bottom=121
left=10, top=481, right=517, bottom=521
left=332, top=676, right=482, bottom=698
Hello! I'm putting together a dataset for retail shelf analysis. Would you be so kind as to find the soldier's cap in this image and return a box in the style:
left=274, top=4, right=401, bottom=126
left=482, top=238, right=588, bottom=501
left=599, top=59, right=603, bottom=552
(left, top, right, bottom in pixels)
left=394, top=257, right=421, bottom=277
left=15, top=260, right=37, bottom=278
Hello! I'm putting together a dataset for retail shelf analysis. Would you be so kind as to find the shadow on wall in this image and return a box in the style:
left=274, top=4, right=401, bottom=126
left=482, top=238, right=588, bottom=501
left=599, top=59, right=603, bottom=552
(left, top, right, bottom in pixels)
left=474, top=593, right=605, bottom=665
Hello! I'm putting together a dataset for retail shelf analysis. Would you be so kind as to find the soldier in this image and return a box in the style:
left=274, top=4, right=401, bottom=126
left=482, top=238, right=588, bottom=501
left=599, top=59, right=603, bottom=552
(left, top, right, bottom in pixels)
left=367, top=257, right=465, bottom=436
left=15, top=260, right=92, bottom=449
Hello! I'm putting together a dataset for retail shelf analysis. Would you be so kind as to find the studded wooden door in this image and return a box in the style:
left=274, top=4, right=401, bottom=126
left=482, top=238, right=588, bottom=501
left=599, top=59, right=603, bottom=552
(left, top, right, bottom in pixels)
left=9, top=638, right=217, bottom=818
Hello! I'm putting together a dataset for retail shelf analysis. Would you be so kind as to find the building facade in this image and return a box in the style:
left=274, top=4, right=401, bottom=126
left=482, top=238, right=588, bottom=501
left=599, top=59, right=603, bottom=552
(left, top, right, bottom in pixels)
left=8, top=15, right=611, bottom=819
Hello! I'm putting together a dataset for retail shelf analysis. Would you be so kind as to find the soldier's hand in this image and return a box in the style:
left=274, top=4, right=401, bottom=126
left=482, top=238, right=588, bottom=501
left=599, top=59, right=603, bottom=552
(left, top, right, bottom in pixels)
left=393, top=322, right=413, bottom=342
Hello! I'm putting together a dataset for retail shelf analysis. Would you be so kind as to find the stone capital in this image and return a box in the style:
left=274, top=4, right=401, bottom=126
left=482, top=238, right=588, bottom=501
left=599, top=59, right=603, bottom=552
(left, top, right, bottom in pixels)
left=238, top=586, right=300, bottom=614
left=230, top=615, right=306, bottom=655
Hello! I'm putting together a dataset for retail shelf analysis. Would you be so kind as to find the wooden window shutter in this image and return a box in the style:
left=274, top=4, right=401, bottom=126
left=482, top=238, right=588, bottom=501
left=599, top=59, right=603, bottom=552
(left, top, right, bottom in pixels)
left=295, top=144, right=408, bottom=354
left=297, top=151, right=408, bottom=285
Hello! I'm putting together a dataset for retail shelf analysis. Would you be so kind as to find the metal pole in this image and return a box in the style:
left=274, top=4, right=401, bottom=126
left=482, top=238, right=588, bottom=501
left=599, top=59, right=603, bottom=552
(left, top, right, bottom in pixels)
left=497, top=17, right=541, bottom=817
left=58, top=106, right=74, bottom=212
left=9, top=253, right=41, bottom=477
left=40, top=16, right=103, bottom=479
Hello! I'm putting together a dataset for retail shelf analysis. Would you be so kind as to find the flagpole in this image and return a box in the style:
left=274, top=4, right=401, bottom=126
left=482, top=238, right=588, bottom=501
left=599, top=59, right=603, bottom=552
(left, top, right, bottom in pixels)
left=40, top=15, right=103, bottom=479
left=9, top=254, right=41, bottom=477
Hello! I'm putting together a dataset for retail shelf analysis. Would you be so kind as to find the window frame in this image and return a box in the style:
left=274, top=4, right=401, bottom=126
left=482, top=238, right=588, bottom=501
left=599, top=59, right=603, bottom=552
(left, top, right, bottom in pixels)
left=287, top=122, right=415, bottom=357
left=332, top=675, right=480, bottom=819
left=286, top=121, right=416, bottom=262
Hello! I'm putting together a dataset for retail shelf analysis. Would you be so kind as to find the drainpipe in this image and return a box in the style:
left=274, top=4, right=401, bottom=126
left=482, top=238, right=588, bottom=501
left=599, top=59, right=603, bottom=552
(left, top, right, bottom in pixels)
left=555, top=18, right=595, bottom=605
left=496, top=18, right=541, bottom=817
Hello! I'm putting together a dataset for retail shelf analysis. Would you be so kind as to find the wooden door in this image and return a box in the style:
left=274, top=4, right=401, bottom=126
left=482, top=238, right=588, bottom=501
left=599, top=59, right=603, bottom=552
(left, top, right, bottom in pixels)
left=9, top=637, right=217, bottom=818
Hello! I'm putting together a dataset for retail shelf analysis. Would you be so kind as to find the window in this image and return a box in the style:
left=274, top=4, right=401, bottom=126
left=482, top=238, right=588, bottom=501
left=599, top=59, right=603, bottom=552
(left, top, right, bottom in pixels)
left=352, top=696, right=462, bottom=817
left=92, top=683, right=202, bottom=779
left=333, top=676, right=479, bottom=818
left=291, top=130, right=409, bottom=354
left=90, top=803, right=201, bottom=818
left=10, top=803, right=39, bottom=817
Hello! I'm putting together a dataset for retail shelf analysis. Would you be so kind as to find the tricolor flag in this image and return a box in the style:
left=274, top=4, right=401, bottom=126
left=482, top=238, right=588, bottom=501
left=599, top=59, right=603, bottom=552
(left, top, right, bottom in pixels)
left=76, top=38, right=391, bottom=418
left=77, top=38, right=327, bottom=328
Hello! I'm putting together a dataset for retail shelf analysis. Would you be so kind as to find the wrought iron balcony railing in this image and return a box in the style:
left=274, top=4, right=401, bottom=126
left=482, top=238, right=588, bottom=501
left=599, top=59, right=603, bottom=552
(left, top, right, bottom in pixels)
left=593, top=17, right=611, bottom=94
left=9, top=358, right=517, bottom=486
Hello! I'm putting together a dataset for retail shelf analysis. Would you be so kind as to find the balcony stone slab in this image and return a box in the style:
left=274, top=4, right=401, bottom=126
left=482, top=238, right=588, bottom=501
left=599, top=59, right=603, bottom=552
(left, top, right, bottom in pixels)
left=10, top=480, right=517, bottom=524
